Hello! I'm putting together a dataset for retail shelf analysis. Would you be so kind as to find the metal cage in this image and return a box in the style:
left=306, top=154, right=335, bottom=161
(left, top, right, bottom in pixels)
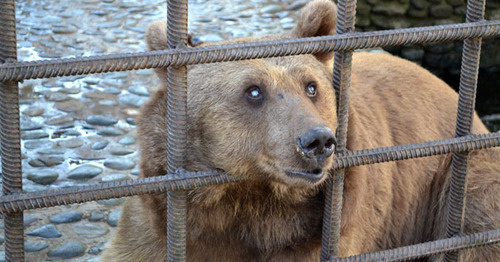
left=0, top=0, right=499, bottom=261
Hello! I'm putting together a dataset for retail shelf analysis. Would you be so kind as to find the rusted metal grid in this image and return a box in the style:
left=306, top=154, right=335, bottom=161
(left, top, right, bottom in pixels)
left=0, top=0, right=499, bottom=260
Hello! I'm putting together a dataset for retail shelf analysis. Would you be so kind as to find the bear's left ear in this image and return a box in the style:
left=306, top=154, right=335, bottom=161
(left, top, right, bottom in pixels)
left=292, top=0, right=337, bottom=63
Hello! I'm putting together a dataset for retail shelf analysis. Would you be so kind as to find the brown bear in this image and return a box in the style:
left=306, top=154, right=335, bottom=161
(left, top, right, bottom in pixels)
left=100, top=0, right=500, bottom=261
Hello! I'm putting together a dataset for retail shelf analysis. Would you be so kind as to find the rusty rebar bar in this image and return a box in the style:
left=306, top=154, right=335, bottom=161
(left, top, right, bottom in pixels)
left=333, top=132, right=499, bottom=170
left=0, top=1, right=24, bottom=261
left=321, top=0, right=357, bottom=258
left=166, top=0, right=189, bottom=260
left=333, top=229, right=500, bottom=262
left=0, top=170, right=234, bottom=214
left=444, top=0, right=486, bottom=260
left=0, top=133, right=497, bottom=214
left=0, top=21, right=498, bottom=82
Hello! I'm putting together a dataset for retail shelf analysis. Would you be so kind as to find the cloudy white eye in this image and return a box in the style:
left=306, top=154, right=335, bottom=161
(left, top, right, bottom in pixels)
left=245, top=85, right=264, bottom=104
left=250, top=89, right=260, bottom=98
left=306, top=82, right=317, bottom=98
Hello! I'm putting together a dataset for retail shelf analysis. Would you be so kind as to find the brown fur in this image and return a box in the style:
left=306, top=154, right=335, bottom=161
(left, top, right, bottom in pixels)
left=101, top=0, right=500, bottom=261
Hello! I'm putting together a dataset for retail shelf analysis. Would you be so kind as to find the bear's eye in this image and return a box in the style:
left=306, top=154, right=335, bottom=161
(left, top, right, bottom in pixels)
left=245, top=85, right=264, bottom=104
left=305, top=82, right=318, bottom=98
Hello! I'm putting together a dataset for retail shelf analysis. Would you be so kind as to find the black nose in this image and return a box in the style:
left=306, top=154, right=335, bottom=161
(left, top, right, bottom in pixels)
left=297, top=126, right=336, bottom=160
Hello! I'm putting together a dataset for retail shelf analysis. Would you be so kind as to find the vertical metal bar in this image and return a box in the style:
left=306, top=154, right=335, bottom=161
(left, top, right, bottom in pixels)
left=0, top=1, right=24, bottom=261
left=166, top=0, right=188, bottom=261
left=444, top=0, right=485, bottom=260
left=321, top=0, right=357, bottom=259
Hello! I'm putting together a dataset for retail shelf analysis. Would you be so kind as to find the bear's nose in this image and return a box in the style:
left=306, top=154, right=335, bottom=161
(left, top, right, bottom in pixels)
left=296, top=126, right=336, bottom=160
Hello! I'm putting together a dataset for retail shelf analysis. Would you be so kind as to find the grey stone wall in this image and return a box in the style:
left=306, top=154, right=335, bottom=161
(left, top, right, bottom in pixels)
left=355, top=0, right=498, bottom=71
left=354, top=0, right=499, bottom=129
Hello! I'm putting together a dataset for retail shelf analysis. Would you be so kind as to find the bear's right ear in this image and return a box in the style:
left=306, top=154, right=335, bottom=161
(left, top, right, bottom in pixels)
left=292, top=0, right=337, bottom=63
left=146, top=21, right=168, bottom=52
left=146, top=21, right=169, bottom=81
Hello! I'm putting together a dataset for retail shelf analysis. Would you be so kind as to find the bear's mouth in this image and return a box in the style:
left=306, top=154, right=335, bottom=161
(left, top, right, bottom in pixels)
left=284, top=168, right=324, bottom=183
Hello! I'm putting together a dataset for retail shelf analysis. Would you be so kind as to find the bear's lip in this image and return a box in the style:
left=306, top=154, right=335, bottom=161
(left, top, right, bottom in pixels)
left=284, top=169, right=325, bottom=183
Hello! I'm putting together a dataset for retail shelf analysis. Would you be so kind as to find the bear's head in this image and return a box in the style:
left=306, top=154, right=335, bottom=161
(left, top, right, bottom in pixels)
left=143, top=0, right=338, bottom=190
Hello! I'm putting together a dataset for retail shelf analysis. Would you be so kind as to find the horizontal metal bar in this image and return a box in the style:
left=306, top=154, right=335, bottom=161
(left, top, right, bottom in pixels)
left=0, top=133, right=497, bottom=214
left=0, top=21, right=498, bottom=81
left=332, top=229, right=500, bottom=261
left=0, top=169, right=236, bottom=214
left=333, top=132, right=500, bottom=170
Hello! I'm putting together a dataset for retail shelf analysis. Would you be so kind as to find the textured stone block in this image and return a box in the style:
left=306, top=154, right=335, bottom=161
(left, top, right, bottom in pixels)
left=356, top=16, right=372, bottom=27
left=372, top=15, right=411, bottom=29
left=372, top=2, right=409, bottom=16
left=454, top=5, right=466, bottom=15
left=430, top=4, right=453, bottom=18
left=357, top=1, right=372, bottom=15
left=410, top=0, right=429, bottom=9
left=409, top=7, right=428, bottom=17
left=401, top=47, right=425, bottom=61
left=423, top=42, right=454, bottom=53
left=446, top=0, right=464, bottom=7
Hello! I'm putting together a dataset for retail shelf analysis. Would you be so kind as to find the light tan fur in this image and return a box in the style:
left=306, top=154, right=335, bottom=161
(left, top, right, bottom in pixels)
left=101, top=0, right=499, bottom=261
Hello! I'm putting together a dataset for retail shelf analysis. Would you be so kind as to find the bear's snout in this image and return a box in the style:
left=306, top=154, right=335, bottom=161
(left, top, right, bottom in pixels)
left=296, top=126, right=336, bottom=162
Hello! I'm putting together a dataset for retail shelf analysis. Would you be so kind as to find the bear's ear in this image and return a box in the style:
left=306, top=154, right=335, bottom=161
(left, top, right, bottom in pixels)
left=146, top=20, right=168, bottom=52
left=146, top=21, right=169, bottom=82
left=146, top=21, right=202, bottom=82
left=292, top=0, right=337, bottom=63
